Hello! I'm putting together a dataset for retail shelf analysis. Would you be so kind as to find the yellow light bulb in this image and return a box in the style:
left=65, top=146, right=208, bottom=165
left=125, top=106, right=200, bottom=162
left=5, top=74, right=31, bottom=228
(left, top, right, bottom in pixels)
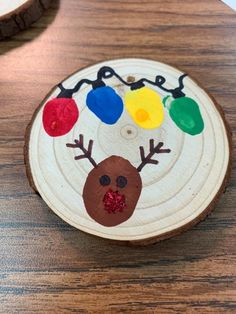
left=124, top=86, right=164, bottom=129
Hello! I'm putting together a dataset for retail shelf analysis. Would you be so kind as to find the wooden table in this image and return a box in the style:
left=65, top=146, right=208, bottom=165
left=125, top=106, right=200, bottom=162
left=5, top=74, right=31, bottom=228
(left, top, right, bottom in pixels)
left=0, top=0, right=235, bottom=312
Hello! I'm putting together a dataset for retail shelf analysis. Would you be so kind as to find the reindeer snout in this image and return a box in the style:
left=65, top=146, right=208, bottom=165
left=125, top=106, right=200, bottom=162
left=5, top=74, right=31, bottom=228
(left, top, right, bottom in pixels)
left=103, top=189, right=126, bottom=214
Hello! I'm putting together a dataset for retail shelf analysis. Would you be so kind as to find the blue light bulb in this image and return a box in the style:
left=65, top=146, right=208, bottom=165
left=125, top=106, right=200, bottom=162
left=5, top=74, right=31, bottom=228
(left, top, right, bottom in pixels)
left=86, top=86, right=123, bottom=124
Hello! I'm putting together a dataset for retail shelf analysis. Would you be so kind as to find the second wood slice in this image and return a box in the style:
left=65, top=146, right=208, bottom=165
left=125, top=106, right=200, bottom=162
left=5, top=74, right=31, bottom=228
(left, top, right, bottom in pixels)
left=25, top=59, right=231, bottom=244
left=0, top=0, right=52, bottom=39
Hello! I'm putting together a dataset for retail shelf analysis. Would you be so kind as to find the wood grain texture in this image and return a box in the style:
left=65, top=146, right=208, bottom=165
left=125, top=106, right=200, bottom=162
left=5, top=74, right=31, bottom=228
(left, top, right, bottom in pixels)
left=25, top=58, right=232, bottom=243
left=0, top=0, right=235, bottom=312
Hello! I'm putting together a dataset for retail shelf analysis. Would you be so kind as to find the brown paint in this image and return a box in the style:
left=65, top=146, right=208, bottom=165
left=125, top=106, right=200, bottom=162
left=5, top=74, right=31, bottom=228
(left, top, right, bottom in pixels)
left=83, top=156, right=142, bottom=227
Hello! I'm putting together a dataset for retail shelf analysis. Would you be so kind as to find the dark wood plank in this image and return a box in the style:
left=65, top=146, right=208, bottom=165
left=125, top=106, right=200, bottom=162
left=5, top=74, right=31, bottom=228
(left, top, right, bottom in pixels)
left=0, top=0, right=235, bottom=312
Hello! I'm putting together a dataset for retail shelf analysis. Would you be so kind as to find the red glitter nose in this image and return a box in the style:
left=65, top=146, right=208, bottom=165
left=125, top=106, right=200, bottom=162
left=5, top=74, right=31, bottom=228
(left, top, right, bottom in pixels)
left=103, top=189, right=126, bottom=214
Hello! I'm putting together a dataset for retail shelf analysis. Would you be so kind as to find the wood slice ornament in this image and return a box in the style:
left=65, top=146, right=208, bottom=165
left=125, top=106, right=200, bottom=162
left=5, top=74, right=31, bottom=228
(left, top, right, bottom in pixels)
left=0, top=0, right=52, bottom=39
left=25, top=59, right=232, bottom=245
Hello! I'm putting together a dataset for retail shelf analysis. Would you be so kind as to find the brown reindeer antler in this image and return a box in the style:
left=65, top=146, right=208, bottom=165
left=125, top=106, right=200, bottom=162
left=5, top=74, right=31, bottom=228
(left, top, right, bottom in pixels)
left=66, top=134, right=97, bottom=168
left=137, top=139, right=171, bottom=172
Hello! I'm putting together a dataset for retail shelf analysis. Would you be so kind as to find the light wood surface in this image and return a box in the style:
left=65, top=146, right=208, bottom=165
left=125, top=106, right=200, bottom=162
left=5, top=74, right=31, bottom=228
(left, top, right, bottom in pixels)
left=0, top=1, right=28, bottom=16
left=0, top=0, right=235, bottom=312
left=26, top=58, right=231, bottom=243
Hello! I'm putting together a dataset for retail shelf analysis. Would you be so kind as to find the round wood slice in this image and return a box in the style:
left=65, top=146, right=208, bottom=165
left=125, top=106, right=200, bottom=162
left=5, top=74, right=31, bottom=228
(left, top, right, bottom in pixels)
left=0, top=0, right=52, bottom=39
left=25, top=58, right=232, bottom=245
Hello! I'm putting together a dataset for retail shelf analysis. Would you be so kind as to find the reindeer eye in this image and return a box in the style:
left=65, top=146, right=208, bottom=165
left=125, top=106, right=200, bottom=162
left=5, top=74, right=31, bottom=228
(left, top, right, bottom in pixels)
left=99, top=175, right=111, bottom=186
left=116, top=176, right=127, bottom=188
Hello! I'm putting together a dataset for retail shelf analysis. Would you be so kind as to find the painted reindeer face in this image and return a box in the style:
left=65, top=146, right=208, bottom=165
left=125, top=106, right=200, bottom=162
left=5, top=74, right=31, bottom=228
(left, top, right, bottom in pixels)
left=83, top=156, right=142, bottom=227
left=67, top=134, right=171, bottom=227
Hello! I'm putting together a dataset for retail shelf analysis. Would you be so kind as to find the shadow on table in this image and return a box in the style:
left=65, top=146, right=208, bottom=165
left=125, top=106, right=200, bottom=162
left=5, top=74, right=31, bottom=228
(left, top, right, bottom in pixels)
left=0, top=0, right=60, bottom=55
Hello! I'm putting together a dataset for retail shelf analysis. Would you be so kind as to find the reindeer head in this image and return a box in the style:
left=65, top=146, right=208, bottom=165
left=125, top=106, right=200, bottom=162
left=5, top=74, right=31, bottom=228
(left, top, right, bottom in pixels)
left=67, top=135, right=171, bottom=227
